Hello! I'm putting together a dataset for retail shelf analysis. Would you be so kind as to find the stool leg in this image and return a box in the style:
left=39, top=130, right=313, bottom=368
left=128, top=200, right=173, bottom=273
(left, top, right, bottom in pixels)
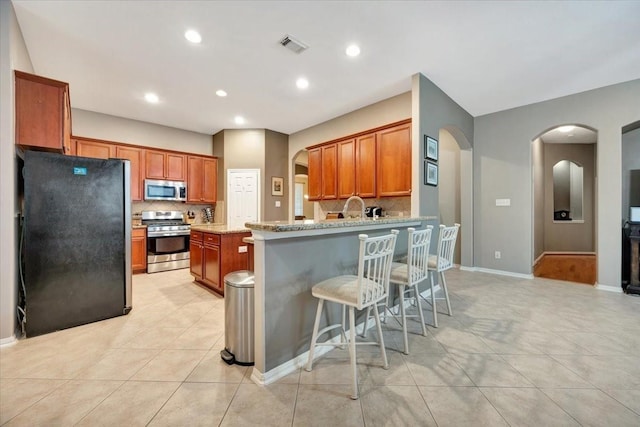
left=306, top=298, right=324, bottom=372
left=431, top=271, right=438, bottom=328
left=348, top=306, right=358, bottom=400
left=441, top=272, right=452, bottom=316
left=372, top=303, right=389, bottom=370
left=399, top=284, right=409, bottom=355
left=361, top=306, right=371, bottom=338
left=414, top=283, right=428, bottom=337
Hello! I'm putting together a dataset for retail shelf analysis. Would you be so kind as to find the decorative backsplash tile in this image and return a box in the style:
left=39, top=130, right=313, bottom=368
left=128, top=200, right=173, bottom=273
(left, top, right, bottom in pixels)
left=317, top=196, right=410, bottom=220
left=133, top=201, right=216, bottom=224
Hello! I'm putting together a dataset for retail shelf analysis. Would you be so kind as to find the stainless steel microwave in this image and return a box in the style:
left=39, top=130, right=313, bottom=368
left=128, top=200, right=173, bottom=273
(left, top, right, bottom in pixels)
left=144, top=179, right=187, bottom=202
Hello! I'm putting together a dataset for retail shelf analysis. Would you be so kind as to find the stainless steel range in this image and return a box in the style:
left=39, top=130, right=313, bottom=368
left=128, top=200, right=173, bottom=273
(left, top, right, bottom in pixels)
left=142, top=210, right=191, bottom=273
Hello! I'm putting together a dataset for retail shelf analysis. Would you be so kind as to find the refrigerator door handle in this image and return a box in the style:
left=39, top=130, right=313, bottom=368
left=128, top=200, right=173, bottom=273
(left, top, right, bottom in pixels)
left=123, top=160, right=133, bottom=314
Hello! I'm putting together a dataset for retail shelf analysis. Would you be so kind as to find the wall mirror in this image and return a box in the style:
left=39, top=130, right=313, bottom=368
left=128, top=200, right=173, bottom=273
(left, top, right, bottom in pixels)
left=553, top=160, right=583, bottom=221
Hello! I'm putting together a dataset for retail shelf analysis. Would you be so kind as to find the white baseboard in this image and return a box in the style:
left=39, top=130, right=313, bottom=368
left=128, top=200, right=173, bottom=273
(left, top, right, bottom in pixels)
left=0, top=335, right=17, bottom=348
left=473, top=267, right=534, bottom=280
left=459, top=266, right=476, bottom=272
left=595, top=284, right=623, bottom=293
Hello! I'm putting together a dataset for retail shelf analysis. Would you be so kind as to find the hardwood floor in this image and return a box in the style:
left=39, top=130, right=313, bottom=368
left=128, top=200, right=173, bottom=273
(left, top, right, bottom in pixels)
left=533, top=253, right=597, bottom=285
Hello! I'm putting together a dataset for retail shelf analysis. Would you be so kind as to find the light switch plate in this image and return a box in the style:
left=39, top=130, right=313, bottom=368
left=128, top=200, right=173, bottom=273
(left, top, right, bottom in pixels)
left=496, top=198, right=511, bottom=207
left=275, top=201, right=281, bottom=207
left=238, top=246, right=248, bottom=253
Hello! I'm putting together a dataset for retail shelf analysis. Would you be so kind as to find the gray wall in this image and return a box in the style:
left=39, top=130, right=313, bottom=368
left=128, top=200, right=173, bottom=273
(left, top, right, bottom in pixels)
left=71, top=109, right=213, bottom=155
left=544, top=143, right=595, bottom=252
left=412, top=73, right=474, bottom=263
left=474, top=79, right=640, bottom=286
left=1, top=0, right=34, bottom=343
left=622, top=126, right=640, bottom=219
left=264, top=130, right=289, bottom=221
left=438, top=130, right=461, bottom=263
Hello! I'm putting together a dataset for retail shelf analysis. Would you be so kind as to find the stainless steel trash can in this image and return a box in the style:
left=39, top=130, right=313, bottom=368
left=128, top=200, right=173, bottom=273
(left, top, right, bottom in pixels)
left=220, top=270, right=255, bottom=366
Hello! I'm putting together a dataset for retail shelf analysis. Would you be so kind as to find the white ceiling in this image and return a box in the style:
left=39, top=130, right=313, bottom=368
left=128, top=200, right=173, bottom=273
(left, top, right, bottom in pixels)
left=540, top=126, right=597, bottom=145
left=12, top=0, right=640, bottom=136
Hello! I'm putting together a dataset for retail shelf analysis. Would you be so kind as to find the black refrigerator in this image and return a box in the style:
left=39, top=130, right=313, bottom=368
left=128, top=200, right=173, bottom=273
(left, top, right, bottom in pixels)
left=22, top=151, right=132, bottom=337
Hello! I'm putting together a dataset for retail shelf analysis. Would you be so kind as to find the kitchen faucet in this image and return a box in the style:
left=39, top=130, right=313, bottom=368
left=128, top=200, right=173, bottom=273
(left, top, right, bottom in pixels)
left=342, top=195, right=365, bottom=219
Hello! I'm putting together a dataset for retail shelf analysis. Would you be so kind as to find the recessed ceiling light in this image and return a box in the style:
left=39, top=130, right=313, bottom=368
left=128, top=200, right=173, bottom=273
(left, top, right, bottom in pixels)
left=558, top=125, right=575, bottom=133
left=346, top=44, right=360, bottom=57
left=144, top=93, right=159, bottom=104
left=234, top=116, right=245, bottom=125
left=185, top=29, right=202, bottom=44
left=216, top=89, right=227, bottom=97
left=296, top=77, right=309, bottom=89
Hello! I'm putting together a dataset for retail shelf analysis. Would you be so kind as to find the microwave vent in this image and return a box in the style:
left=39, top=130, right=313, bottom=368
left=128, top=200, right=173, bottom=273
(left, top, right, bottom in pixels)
left=279, top=35, right=308, bottom=54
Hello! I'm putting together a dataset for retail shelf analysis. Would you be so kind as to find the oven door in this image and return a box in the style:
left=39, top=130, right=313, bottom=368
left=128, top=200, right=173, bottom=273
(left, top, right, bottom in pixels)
left=147, top=233, right=190, bottom=273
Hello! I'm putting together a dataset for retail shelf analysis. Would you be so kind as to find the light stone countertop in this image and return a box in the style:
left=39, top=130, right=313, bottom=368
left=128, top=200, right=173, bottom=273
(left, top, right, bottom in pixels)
left=245, top=216, right=436, bottom=232
left=190, top=224, right=250, bottom=234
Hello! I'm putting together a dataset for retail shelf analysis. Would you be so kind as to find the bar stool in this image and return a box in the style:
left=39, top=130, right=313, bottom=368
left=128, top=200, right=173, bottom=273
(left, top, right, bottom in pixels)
left=305, top=231, right=398, bottom=400
left=424, top=223, right=460, bottom=327
left=383, top=226, right=433, bottom=354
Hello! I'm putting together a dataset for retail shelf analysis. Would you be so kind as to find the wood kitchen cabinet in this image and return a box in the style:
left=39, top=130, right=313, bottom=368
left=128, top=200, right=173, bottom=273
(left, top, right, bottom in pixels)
left=190, top=231, right=204, bottom=280
left=190, top=230, right=251, bottom=295
left=307, top=119, right=409, bottom=200
left=337, top=135, right=377, bottom=199
left=74, top=137, right=115, bottom=159
left=376, top=122, right=412, bottom=197
left=145, top=149, right=186, bottom=181
left=116, top=146, right=144, bottom=201
left=132, top=227, right=147, bottom=274
left=308, top=144, right=338, bottom=201
left=187, top=156, right=218, bottom=203
left=15, top=71, right=72, bottom=154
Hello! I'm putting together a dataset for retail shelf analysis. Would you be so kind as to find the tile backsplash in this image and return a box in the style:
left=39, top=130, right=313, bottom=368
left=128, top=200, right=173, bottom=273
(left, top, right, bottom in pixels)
left=133, top=201, right=216, bottom=224
left=317, top=196, right=411, bottom=219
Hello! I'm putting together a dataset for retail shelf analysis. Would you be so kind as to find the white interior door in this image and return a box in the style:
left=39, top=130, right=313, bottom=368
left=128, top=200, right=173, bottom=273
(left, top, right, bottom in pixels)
left=227, top=169, right=260, bottom=229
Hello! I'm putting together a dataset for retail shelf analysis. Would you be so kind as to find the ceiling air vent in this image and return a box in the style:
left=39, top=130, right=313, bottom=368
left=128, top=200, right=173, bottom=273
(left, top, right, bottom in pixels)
left=279, top=35, right=308, bottom=54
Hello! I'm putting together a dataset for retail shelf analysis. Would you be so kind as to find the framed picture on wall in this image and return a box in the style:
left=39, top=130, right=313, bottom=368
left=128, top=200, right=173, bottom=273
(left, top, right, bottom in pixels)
left=425, top=136, right=438, bottom=161
left=271, top=176, right=284, bottom=196
left=425, top=161, right=438, bottom=186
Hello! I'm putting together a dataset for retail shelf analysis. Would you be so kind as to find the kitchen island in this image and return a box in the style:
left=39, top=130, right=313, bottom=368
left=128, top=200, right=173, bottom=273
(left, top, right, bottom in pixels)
left=189, top=225, right=251, bottom=295
left=245, top=216, right=437, bottom=385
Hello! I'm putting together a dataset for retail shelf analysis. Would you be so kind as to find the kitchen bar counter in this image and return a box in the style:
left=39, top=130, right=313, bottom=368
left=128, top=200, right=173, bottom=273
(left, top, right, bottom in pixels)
left=245, top=216, right=437, bottom=385
left=190, top=224, right=250, bottom=234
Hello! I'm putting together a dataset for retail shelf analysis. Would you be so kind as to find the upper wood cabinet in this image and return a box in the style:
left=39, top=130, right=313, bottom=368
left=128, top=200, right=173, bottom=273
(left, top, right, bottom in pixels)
left=376, top=122, right=412, bottom=197
left=74, top=137, right=115, bottom=159
left=15, top=71, right=72, bottom=154
left=308, top=144, right=338, bottom=201
left=187, top=156, right=218, bottom=204
left=145, top=149, right=186, bottom=181
left=115, top=146, right=144, bottom=201
left=308, top=119, right=410, bottom=200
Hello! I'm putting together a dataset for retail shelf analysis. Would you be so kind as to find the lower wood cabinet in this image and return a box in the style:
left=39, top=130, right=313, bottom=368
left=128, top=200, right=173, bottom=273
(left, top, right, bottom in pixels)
left=190, top=230, right=251, bottom=295
left=132, top=227, right=147, bottom=274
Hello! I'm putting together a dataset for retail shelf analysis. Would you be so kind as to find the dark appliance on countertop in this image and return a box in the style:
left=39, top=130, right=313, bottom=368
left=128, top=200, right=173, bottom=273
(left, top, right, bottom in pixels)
left=21, top=151, right=132, bottom=337
left=144, top=179, right=187, bottom=202
left=142, top=210, right=191, bottom=273
left=365, top=206, right=384, bottom=218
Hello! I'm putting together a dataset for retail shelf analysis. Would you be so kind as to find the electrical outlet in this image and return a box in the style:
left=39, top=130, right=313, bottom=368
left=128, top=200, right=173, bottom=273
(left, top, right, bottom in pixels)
left=275, top=201, right=281, bottom=207
left=495, top=251, right=501, bottom=259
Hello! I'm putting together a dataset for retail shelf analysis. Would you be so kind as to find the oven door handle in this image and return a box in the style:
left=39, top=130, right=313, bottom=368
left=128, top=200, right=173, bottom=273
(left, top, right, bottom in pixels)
left=148, top=231, right=191, bottom=237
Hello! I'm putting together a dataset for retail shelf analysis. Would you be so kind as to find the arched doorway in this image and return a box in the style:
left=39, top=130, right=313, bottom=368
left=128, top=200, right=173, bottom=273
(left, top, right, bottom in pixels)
left=438, top=126, right=473, bottom=268
left=532, top=124, right=597, bottom=284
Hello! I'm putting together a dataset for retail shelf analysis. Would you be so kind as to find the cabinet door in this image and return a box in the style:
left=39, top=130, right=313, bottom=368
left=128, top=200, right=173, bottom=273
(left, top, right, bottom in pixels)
left=187, top=156, right=203, bottom=202
left=190, top=241, right=203, bottom=280
left=307, top=148, right=322, bottom=201
left=145, top=150, right=166, bottom=179
left=202, top=158, right=218, bottom=203
left=15, top=71, right=69, bottom=153
left=204, top=244, right=221, bottom=292
left=337, top=139, right=356, bottom=199
left=321, top=144, right=338, bottom=200
left=377, top=123, right=412, bottom=197
left=63, top=89, right=72, bottom=155
left=131, top=229, right=147, bottom=273
left=166, top=153, right=186, bottom=181
left=116, top=146, right=144, bottom=201
left=75, top=138, right=115, bottom=159
left=356, top=133, right=377, bottom=198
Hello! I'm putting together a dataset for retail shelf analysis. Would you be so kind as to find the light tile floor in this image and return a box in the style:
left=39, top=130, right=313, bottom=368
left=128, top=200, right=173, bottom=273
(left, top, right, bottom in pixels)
left=1, top=268, right=640, bottom=426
